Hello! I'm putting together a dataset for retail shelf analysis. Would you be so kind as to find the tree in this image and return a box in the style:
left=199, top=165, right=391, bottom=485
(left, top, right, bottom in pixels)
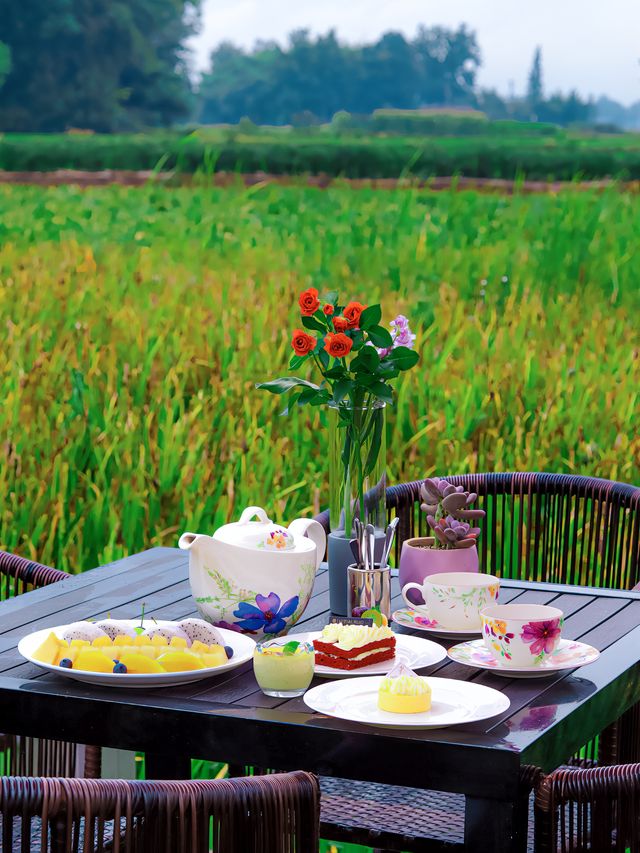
left=0, top=0, right=201, bottom=131
left=199, top=26, right=481, bottom=125
left=527, top=47, right=543, bottom=119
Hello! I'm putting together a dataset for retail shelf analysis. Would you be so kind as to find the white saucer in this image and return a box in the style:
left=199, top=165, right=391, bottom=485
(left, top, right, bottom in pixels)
left=447, top=638, right=600, bottom=678
left=18, top=621, right=256, bottom=688
left=304, top=675, right=510, bottom=729
left=392, top=608, right=482, bottom=639
left=292, top=631, right=446, bottom=677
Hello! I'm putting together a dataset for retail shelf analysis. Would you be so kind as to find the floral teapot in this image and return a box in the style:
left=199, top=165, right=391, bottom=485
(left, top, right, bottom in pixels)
left=179, top=506, right=326, bottom=639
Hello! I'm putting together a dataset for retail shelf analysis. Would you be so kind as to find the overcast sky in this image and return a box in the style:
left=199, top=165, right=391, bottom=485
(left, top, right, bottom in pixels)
left=189, top=0, right=640, bottom=105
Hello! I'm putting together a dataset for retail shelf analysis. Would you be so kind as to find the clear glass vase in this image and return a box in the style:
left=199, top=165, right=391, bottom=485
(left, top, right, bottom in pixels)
left=328, top=400, right=386, bottom=536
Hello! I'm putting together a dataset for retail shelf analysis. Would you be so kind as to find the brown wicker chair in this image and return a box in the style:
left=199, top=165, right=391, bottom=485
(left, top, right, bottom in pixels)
left=0, top=550, right=101, bottom=779
left=534, top=763, right=640, bottom=852
left=0, top=770, right=320, bottom=852
left=316, top=472, right=640, bottom=852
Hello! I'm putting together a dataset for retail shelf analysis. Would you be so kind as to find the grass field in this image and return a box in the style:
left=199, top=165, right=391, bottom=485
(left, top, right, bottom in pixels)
left=0, top=182, right=638, bottom=572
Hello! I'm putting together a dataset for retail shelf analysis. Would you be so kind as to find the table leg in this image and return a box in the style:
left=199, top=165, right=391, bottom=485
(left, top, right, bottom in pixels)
left=145, top=752, right=191, bottom=780
left=464, top=794, right=527, bottom=853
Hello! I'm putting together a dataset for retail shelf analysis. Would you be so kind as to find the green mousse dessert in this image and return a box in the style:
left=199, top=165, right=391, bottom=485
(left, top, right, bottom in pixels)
left=253, top=639, right=314, bottom=697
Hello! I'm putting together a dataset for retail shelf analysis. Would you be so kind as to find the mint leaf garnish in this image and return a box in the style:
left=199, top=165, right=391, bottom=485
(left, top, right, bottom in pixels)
left=282, top=641, right=300, bottom=656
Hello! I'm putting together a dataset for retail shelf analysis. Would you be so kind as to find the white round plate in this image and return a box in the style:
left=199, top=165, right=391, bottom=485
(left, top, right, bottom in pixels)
left=18, top=620, right=256, bottom=688
left=447, top=638, right=600, bottom=678
left=392, top=608, right=482, bottom=639
left=292, top=631, right=446, bottom=677
left=304, top=675, right=510, bottom=729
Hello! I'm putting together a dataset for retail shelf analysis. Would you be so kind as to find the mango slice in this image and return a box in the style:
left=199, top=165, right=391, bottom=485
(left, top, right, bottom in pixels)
left=156, top=651, right=203, bottom=672
left=74, top=649, right=116, bottom=673
left=33, top=632, right=63, bottom=665
left=118, top=653, right=164, bottom=674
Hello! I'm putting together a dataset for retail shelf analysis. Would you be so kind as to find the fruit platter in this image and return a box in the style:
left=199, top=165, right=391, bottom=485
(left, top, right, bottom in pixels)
left=18, top=617, right=256, bottom=687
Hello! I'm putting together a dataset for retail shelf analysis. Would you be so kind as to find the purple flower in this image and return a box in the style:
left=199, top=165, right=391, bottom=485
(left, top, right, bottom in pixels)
left=378, top=314, right=416, bottom=357
left=233, top=592, right=299, bottom=635
left=521, top=619, right=562, bottom=656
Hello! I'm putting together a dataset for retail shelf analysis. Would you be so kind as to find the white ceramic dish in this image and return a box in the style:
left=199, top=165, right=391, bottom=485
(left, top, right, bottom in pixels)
left=304, top=675, right=510, bottom=729
left=392, top=608, right=482, bottom=639
left=292, top=630, right=446, bottom=677
left=447, top=638, right=600, bottom=678
left=18, top=620, right=256, bottom=688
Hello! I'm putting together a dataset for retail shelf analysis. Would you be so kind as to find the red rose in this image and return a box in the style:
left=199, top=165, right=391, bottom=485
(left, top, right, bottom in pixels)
left=332, top=316, right=348, bottom=332
left=299, top=287, right=320, bottom=316
left=343, top=301, right=367, bottom=329
left=323, top=304, right=335, bottom=316
left=291, top=329, right=316, bottom=356
left=324, top=332, right=353, bottom=359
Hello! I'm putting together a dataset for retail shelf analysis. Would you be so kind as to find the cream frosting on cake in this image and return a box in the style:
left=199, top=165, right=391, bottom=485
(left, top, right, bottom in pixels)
left=378, top=662, right=432, bottom=714
left=318, top=622, right=394, bottom=651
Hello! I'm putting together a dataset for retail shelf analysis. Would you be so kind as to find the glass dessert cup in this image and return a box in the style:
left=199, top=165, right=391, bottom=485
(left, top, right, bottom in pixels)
left=253, top=639, right=315, bottom=698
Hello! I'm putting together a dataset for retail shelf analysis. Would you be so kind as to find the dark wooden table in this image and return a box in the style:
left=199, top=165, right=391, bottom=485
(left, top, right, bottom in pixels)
left=1, top=547, right=640, bottom=852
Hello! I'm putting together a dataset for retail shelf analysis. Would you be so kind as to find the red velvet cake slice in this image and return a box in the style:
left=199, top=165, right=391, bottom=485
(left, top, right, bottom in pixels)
left=313, top=622, right=396, bottom=670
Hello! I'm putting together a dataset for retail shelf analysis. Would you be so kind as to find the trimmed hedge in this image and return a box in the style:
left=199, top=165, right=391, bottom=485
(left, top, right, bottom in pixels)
left=1, top=132, right=640, bottom=180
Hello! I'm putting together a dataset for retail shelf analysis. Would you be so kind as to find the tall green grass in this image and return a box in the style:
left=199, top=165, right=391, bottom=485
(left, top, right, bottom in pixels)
left=0, top=183, right=638, bottom=571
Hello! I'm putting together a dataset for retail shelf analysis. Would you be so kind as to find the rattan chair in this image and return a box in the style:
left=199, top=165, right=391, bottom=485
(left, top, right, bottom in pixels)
left=534, top=762, right=640, bottom=852
left=316, top=472, right=640, bottom=852
left=0, top=550, right=101, bottom=779
left=0, top=770, right=320, bottom=852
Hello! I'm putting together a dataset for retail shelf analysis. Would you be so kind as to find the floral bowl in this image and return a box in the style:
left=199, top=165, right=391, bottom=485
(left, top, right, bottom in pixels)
left=480, top=603, right=564, bottom=668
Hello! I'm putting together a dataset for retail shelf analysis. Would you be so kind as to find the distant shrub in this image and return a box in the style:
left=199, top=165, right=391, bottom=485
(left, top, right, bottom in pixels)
left=1, top=131, right=640, bottom=180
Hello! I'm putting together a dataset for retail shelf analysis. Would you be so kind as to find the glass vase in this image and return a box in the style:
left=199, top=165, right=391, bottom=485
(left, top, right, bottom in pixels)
left=328, top=400, right=386, bottom=536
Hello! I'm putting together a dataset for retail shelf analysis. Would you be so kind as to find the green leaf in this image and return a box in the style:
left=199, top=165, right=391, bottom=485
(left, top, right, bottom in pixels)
left=280, top=391, right=301, bottom=415
left=358, top=304, right=382, bottom=330
left=302, top=315, right=326, bottom=333
left=324, top=365, right=348, bottom=379
left=320, top=290, right=338, bottom=304
left=288, top=354, right=308, bottom=370
left=352, top=345, right=379, bottom=373
left=332, top=378, right=352, bottom=403
left=364, top=406, right=385, bottom=477
left=256, top=377, right=321, bottom=395
left=384, top=346, right=419, bottom=370
left=369, top=381, right=394, bottom=405
left=367, top=325, right=393, bottom=348
left=318, top=348, right=330, bottom=368
left=282, top=641, right=300, bottom=656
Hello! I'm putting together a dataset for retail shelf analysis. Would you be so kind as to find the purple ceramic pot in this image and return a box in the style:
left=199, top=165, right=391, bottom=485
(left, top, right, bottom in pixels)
left=399, top=537, right=479, bottom=606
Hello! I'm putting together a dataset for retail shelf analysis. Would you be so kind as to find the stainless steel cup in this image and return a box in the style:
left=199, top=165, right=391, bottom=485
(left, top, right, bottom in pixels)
left=347, top=563, right=391, bottom=619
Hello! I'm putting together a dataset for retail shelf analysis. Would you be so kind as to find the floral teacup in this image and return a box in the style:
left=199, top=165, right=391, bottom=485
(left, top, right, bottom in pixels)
left=401, top=572, right=500, bottom=630
left=480, top=603, right=564, bottom=668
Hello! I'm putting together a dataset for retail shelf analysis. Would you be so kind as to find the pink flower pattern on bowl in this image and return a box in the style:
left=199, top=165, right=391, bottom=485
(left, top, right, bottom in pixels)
left=415, top=615, right=438, bottom=629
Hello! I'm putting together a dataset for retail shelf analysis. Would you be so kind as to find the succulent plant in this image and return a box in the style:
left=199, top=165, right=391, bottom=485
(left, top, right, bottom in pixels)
left=420, top=477, right=485, bottom=549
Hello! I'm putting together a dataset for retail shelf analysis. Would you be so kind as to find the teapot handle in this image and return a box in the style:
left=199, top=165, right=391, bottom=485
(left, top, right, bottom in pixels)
left=238, top=506, right=271, bottom=525
left=287, top=519, right=327, bottom=569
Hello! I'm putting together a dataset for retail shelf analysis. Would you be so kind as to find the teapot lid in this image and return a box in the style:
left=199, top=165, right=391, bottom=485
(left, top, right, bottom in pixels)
left=215, top=506, right=298, bottom=551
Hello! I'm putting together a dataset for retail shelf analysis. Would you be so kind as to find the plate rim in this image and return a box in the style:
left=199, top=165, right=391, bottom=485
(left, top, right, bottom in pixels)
left=303, top=674, right=510, bottom=728
left=17, top=620, right=256, bottom=686
left=392, top=608, right=482, bottom=637
left=447, top=637, right=600, bottom=674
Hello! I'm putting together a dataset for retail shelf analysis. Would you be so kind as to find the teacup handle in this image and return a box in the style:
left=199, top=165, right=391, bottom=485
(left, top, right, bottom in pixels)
left=402, top=582, right=427, bottom=609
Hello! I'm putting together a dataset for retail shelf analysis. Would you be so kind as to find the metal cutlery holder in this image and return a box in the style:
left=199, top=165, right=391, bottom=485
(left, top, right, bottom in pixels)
left=347, top=563, right=391, bottom=619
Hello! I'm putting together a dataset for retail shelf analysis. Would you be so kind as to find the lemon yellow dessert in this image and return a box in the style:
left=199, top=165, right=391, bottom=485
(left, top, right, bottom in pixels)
left=378, top=663, right=432, bottom=714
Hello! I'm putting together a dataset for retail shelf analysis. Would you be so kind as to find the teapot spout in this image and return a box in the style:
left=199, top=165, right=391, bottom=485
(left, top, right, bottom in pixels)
left=178, top=532, right=208, bottom=551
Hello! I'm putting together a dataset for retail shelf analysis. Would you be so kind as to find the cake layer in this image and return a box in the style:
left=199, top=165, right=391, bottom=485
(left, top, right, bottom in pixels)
left=378, top=691, right=431, bottom=714
left=313, top=637, right=396, bottom=660
left=314, top=645, right=395, bottom=671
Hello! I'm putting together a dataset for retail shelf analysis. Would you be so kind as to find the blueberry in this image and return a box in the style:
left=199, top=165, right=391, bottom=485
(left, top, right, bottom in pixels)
left=113, top=662, right=127, bottom=674
left=59, top=658, right=73, bottom=669
left=224, top=645, right=234, bottom=659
